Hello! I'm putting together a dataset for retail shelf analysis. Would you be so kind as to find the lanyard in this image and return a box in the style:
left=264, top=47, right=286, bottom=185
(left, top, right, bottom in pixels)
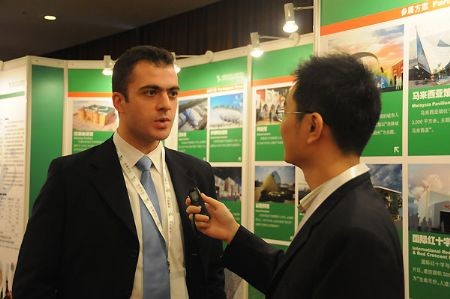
left=118, top=148, right=175, bottom=252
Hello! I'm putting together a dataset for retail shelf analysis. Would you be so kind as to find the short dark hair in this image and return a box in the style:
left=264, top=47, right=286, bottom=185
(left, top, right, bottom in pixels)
left=293, top=53, right=381, bottom=155
left=112, top=45, right=174, bottom=97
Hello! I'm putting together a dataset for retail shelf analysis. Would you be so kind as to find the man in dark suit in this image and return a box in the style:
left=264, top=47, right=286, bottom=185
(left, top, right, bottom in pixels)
left=13, top=45, right=226, bottom=299
left=188, top=54, right=404, bottom=298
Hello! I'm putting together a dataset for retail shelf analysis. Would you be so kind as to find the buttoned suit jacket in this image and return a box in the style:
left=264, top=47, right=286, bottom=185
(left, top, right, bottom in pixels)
left=13, top=138, right=225, bottom=299
left=222, top=172, right=404, bottom=299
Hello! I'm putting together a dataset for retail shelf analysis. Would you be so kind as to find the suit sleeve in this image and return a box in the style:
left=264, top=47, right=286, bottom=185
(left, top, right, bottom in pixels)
left=222, top=226, right=285, bottom=294
left=13, top=159, right=65, bottom=299
left=202, top=163, right=226, bottom=299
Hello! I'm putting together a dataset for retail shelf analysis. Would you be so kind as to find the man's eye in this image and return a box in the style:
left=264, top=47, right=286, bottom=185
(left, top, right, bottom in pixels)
left=168, top=90, right=179, bottom=98
left=145, top=89, right=157, bottom=96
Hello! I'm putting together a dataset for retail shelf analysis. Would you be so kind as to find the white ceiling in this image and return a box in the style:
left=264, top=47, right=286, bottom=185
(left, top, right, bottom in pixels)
left=0, top=0, right=221, bottom=61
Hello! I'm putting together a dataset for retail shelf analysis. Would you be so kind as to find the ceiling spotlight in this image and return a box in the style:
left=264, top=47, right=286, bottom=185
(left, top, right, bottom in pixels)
left=102, top=55, right=114, bottom=76
left=44, top=15, right=56, bottom=21
left=250, top=32, right=263, bottom=58
left=174, top=64, right=181, bottom=74
left=282, top=3, right=313, bottom=33
left=283, top=3, right=298, bottom=33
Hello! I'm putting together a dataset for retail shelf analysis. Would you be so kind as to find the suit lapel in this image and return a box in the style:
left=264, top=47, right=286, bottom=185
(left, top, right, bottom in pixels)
left=86, top=138, right=137, bottom=237
left=164, top=148, right=197, bottom=233
left=164, top=149, right=193, bottom=204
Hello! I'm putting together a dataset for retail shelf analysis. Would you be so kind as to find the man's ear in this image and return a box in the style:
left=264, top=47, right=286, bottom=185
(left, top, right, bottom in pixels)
left=112, top=92, right=125, bottom=113
left=310, top=120, right=316, bottom=132
left=306, top=113, right=324, bottom=144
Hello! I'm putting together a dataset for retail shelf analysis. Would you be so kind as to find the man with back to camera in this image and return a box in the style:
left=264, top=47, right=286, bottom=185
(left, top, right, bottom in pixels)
left=13, top=45, right=226, bottom=299
left=187, top=53, right=404, bottom=298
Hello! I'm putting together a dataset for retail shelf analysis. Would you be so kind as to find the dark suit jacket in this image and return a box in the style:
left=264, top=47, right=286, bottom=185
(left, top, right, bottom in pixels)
left=13, top=138, right=226, bottom=299
left=222, top=172, right=404, bottom=299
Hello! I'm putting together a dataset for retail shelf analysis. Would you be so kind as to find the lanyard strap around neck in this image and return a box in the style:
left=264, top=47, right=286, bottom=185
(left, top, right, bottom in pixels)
left=118, top=147, right=175, bottom=251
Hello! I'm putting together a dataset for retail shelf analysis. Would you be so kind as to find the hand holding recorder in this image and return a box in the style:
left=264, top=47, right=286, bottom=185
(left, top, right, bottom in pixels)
left=186, top=190, right=240, bottom=244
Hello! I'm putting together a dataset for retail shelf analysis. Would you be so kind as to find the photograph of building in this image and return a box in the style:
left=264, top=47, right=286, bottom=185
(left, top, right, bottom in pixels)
left=368, top=164, right=403, bottom=227
left=178, top=98, right=208, bottom=132
left=255, top=86, right=289, bottom=125
left=213, top=167, right=242, bottom=202
left=72, top=101, right=118, bottom=132
left=409, top=164, right=450, bottom=234
left=409, top=9, right=450, bottom=88
left=326, top=24, right=404, bottom=92
left=210, top=93, right=243, bottom=129
left=254, top=166, right=295, bottom=203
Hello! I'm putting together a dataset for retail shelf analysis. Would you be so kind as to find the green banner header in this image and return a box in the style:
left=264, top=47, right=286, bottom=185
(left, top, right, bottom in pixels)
left=178, top=57, right=247, bottom=91
left=68, top=69, right=112, bottom=92
left=252, top=44, right=313, bottom=81
left=321, top=0, right=419, bottom=26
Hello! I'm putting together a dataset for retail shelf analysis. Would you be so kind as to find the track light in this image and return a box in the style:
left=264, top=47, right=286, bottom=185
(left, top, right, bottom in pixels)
left=102, top=55, right=114, bottom=76
left=172, top=50, right=214, bottom=73
left=283, top=2, right=314, bottom=33
left=250, top=32, right=299, bottom=58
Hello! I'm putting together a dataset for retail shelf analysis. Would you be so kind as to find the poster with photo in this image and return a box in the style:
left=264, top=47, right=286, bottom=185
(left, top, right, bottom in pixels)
left=212, top=167, right=242, bottom=223
left=254, top=85, right=290, bottom=161
left=408, top=164, right=450, bottom=298
left=367, top=164, right=403, bottom=233
left=321, top=2, right=450, bottom=297
left=209, top=93, right=243, bottom=162
left=70, top=98, right=118, bottom=153
left=321, top=23, right=405, bottom=157
left=408, top=8, right=450, bottom=156
left=177, top=97, right=208, bottom=160
left=254, top=165, right=295, bottom=241
left=296, top=168, right=309, bottom=225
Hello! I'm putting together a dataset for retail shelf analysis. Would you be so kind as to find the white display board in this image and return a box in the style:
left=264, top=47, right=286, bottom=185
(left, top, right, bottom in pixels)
left=0, top=62, right=28, bottom=293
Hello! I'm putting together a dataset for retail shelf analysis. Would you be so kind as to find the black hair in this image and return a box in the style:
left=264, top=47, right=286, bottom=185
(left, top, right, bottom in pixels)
left=293, top=53, right=381, bottom=155
left=112, top=45, right=174, bottom=97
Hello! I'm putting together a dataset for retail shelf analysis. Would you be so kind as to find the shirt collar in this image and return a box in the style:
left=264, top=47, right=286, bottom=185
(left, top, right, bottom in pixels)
left=113, top=132, right=164, bottom=174
left=299, top=163, right=369, bottom=213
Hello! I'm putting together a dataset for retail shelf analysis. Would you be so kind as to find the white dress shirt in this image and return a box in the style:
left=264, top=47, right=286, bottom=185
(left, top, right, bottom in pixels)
left=113, top=132, right=189, bottom=299
left=297, top=163, right=370, bottom=234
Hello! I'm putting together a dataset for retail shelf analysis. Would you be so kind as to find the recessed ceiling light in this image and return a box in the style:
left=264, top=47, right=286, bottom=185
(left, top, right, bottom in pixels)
left=44, top=15, right=56, bottom=21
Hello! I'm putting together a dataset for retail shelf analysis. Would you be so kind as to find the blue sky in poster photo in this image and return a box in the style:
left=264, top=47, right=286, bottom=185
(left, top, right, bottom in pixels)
left=368, top=164, right=402, bottom=192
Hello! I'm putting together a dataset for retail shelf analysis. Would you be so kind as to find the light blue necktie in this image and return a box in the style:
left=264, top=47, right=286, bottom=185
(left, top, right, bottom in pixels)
left=136, top=156, right=170, bottom=299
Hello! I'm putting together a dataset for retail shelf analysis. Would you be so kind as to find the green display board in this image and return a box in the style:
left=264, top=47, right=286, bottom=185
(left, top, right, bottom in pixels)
left=177, top=57, right=247, bottom=161
left=30, top=65, right=64, bottom=211
left=409, top=86, right=450, bottom=156
left=363, top=91, right=403, bottom=156
left=321, top=1, right=450, bottom=298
